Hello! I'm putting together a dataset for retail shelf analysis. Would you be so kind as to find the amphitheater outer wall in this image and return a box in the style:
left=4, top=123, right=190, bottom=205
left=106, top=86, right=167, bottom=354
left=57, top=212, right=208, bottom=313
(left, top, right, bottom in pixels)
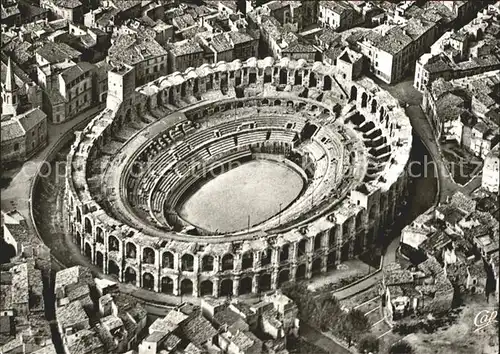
left=63, top=57, right=411, bottom=297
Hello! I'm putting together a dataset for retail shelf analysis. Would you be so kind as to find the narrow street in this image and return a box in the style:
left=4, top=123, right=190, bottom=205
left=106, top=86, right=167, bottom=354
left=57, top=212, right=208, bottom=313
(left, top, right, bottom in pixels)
left=378, top=78, right=481, bottom=202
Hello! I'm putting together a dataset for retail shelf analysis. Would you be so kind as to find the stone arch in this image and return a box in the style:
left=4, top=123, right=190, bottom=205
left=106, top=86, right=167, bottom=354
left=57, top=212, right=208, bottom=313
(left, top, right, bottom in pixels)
left=96, top=227, right=104, bottom=243
left=143, top=247, right=155, bottom=264
left=157, top=93, right=162, bottom=107
left=354, top=233, right=363, bottom=255
left=239, top=277, right=252, bottom=295
left=350, top=86, right=357, bottom=101
left=274, top=99, right=282, bottom=106
left=371, top=99, right=377, bottom=114
left=278, top=269, right=290, bottom=286
left=126, top=109, right=132, bottom=123
left=220, top=278, right=233, bottom=297
left=327, top=251, right=336, bottom=270
left=181, top=254, right=194, bottom=272
left=181, top=82, right=186, bottom=97
left=279, top=68, right=287, bottom=85
left=84, top=217, right=92, bottom=234
left=162, top=251, right=174, bottom=269
left=262, top=98, right=269, bottom=105
left=314, top=234, right=323, bottom=251
left=76, top=231, right=82, bottom=248
left=96, top=251, right=104, bottom=269
left=294, top=70, right=302, bottom=85
left=280, top=244, right=290, bottom=262
left=125, top=267, right=137, bottom=284
left=108, top=235, right=119, bottom=251
left=193, top=78, right=199, bottom=94
left=259, top=273, right=271, bottom=292
left=297, top=239, right=307, bottom=257
left=84, top=242, right=92, bottom=259
left=312, top=258, right=322, bottom=275
left=200, top=280, right=213, bottom=296
left=221, top=254, right=234, bottom=271
left=323, top=75, right=332, bottom=90
left=264, top=67, right=272, bottom=83
left=126, top=242, right=137, bottom=259
left=261, top=248, right=272, bottom=266
left=241, top=252, right=254, bottom=270
left=161, top=276, right=174, bottom=294
left=108, top=260, right=119, bottom=277
left=341, top=242, right=350, bottom=261
left=296, top=264, right=306, bottom=280
left=142, top=272, right=154, bottom=291
left=202, top=255, right=214, bottom=272
left=329, top=227, right=336, bottom=247
left=76, top=207, right=82, bottom=223
left=361, top=92, right=368, bottom=108
left=356, top=212, right=364, bottom=229
left=369, top=204, right=378, bottom=222
left=309, top=72, right=317, bottom=88
left=180, top=278, right=193, bottom=295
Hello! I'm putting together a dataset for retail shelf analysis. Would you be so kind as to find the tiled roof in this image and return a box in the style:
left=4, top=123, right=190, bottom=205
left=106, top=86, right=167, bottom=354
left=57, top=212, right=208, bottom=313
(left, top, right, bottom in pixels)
left=418, top=256, right=444, bottom=276
left=1, top=4, right=20, bottom=19
left=419, top=231, right=451, bottom=253
left=19, top=2, right=49, bottom=19
left=450, top=191, right=477, bottom=214
left=53, top=0, right=81, bottom=9
left=1, top=117, right=25, bottom=142
left=214, top=306, right=241, bottom=328
left=210, top=33, right=233, bottom=53
left=108, top=34, right=167, bottom=66
left=32, top=344, right=57, bottom=354
left=35, top=42, right=81, bottom=64
left=172, top=13, right=196, bottom=30
left=283, top=42, right=317, bottom=54
left=55, top=266, right=93, bottom=296
left=17, top=108, right=47, bottom=133
left=319, top=1, right=353, bottom=15
left=55, top=300, right=88, bottom=330
left=65, top=329, right=104, bottom=354
left=168, top=39, right=204, bottom=57
left=179, top=313, right=217, bottom=346
left=232, top=330, right=261, bottom=351
left=10, top=263, right=29, bottom=305
left=60, top=61, right=94, bottom=83
left=226, top=31, right=254, bottom=45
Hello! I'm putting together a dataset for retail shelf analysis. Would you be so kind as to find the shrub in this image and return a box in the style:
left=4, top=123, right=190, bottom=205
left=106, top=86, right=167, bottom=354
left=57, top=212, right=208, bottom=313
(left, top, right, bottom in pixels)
left=358, top=334, right=380, bottom=353
left=389, top=340, right=414, bottom=354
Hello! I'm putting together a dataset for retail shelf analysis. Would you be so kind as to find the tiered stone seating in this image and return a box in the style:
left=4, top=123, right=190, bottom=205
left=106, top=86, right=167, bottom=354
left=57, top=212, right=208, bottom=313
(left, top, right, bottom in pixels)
left=269, top=130, right=296, bottom=143
left=209, top=137, right=236, bottom=155
left=237, top=131, right=268, bottom=146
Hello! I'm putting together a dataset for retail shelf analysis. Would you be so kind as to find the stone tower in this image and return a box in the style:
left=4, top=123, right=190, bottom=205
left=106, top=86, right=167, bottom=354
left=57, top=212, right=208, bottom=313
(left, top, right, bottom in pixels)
left=2, top=57, right=19, bottom=117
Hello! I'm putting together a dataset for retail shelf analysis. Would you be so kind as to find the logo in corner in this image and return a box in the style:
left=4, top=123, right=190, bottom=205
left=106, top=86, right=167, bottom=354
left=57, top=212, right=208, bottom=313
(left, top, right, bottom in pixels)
left=474, top=309, right=498, bottom=333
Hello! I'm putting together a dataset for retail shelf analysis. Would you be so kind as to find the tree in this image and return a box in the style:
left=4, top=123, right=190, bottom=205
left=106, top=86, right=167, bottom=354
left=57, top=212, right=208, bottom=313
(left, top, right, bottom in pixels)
left=281, top=283, right=343, bottom=330
left=337, top=309, right=370, bottom=347
left=358, top=334, right=380, bottom=353
left=389, top=340, right=414, bottom=354
left=311, top=297, right=342, bottom=331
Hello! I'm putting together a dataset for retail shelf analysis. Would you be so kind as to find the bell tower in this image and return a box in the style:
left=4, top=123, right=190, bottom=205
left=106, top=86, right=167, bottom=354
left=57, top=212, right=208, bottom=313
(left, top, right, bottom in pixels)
left=2, top=57, right=18, bottom=116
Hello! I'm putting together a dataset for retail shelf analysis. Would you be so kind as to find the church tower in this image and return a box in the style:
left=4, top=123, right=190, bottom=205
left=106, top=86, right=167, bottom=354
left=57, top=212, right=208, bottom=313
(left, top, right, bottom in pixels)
left=2, top=57, right=19, bottom=116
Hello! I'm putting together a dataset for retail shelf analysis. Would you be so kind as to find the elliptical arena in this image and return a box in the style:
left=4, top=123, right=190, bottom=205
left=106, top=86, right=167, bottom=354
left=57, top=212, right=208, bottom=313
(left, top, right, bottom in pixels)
left=62, top=57, right=412, bottom=298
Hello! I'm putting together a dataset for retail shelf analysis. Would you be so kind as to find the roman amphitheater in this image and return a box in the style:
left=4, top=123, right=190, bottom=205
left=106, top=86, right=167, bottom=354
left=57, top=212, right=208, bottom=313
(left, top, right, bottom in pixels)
left=63, top=56, right=412, bottom=298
